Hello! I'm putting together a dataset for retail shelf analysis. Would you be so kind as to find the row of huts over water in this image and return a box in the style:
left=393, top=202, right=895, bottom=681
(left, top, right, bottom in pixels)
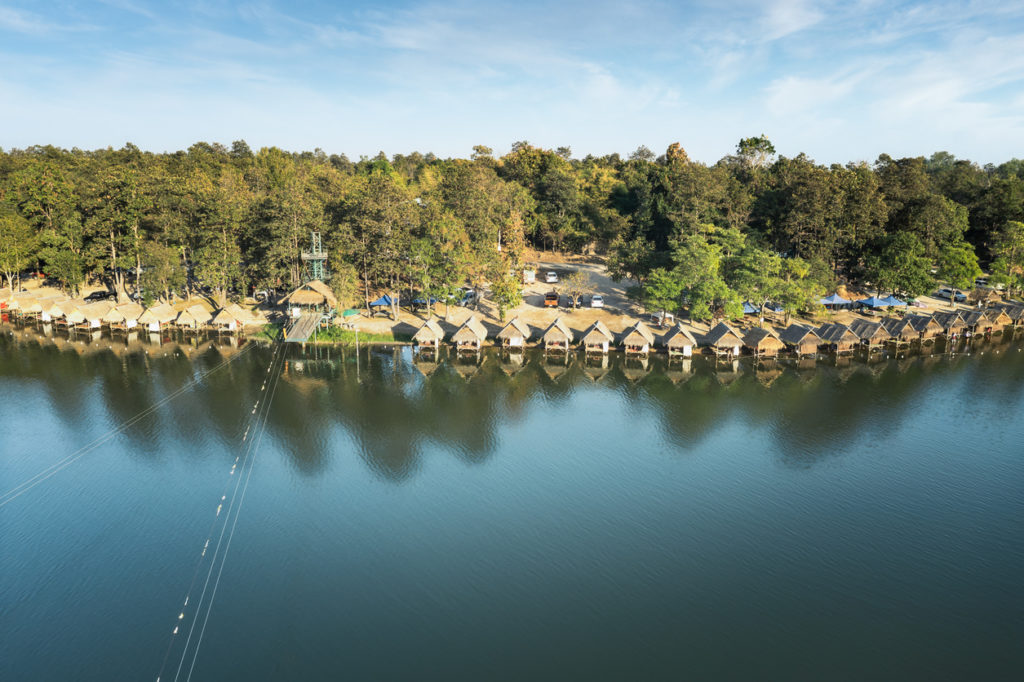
left=0, top=290, right=266, bottom=334
left=413, top=303, right=1024, bottom=359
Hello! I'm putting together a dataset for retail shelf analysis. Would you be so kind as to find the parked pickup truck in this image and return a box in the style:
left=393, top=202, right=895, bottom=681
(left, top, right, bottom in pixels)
left=543, top=291, right=559, bottom=307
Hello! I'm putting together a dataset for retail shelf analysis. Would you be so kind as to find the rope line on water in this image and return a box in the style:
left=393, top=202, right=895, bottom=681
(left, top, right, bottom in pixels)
left=0, top=343, right=257, bottom=508
left=152, top=340, right=287, bottom=682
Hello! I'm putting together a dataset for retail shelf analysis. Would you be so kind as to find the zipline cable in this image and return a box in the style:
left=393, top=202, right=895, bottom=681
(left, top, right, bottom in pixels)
left=0, top=342, right=258, bottom=508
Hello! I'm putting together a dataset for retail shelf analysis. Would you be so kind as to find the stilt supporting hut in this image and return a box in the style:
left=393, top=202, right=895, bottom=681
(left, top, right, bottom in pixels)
left=815, top=323, right=860, bottom=354
left=580, top=320, right=614, bottom=354
left=496, top=317, right=531, bottom=349
left=703, top=322, right=744, bottom=358
left=663, top=323, right=698, bottom=357
left=542, top=317, right=573, bottom=352
left=620, top=320, right=656, bottom=355
left=176, top=304, right=213, bottom=333
left=848, top=318, right=891, bottom=350
left=413, top=318, right=444, bottom=349
left=742, top=326, right=784, bottom=358
left=451, top=315, right=487, bottom=351
left=138, top=303, right=178, bottom=333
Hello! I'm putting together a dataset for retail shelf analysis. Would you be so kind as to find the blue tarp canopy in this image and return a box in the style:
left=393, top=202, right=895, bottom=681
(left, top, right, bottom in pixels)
left=742, top=301, right=758, bottom=314
left=880, top=295, right=907, bottom=307
left=857, top=296, right=890, bottom=308
left=743, top=301, right=785, bottom=314
left=369, top=294, right=396, bottom=307
left=820, top=293, right=851, bottom=306
left=765, top=302, right=784, bottom=313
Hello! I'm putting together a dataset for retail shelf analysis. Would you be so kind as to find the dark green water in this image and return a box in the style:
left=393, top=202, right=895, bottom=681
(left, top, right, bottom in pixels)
left=2, top=328, right=1023, bottom=681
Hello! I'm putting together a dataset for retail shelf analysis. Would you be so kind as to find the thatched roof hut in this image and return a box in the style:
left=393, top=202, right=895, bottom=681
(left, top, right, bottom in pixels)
left=703, top=322, right=743, bottom=356
left=279, top=280, right=338, bottom=310
left=103, top=302, right=145, bottom=330
left=620, top=320, right=656, bottom=355
left=998, top=304, right=1024, bottom=325
left=176, top=304, right=213, bottom=330
left=542, top=317, right=573, bottom=351
left=983, top=307, right=1012, bottom=332
left=815, top=323, right=859, bottom=354
left=138, top=303, right=178, bottom=331
left=663, top=324, right=698, bottom=357
left=962, top=310, right=992, bottom=334
left=77, top=301, right=115, bottom=329
left=881, top=317, right=917, bottom=345
left=905, top=314, right=942, bottom=341
left=496, top=317, right=531, bottom=347
left=580, top=320, right=614, bottom=354
left=7, top=292, right=41, bottom=316
left=413, top=318, right=444, bottom=347
left=848, top=318, right=891, bottom=347
left=451, top=315, right=487, bottom=350
left=742, top=326, right=784, bottom=357
left=932, top=310, right=968, bottom=338
left=41, top=298, right=70, bottom=322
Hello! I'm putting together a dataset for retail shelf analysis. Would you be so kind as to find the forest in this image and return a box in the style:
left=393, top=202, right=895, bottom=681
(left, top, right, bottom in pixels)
left=1, top=137, right=1023, bottom=322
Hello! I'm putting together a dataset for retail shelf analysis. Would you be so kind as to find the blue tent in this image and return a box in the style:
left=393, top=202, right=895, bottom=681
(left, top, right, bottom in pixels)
left=369, top=294, right=395, bottom=307
left=765, top=302, right=785, bottom=313
left=857, top=296, right=890, bottom=309
left=742, top=301, right=758, bottom=315
left=820, top=293, right=850, bottom=307
left=880, top=295, right=907, bottom=307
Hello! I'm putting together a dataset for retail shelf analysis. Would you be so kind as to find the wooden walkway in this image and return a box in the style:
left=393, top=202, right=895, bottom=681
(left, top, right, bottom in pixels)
left=285, top=312, right=321, bottom=343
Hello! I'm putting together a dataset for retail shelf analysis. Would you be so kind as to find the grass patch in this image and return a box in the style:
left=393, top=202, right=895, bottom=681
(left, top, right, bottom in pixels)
left=306, top=326, right=412, bottom=345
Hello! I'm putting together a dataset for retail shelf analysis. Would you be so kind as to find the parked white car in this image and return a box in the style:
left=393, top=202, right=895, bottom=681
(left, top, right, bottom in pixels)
left=935, top=287, right=966, bottom=302
left=545, top=271, right=559, bottom=283
left=590, top=294, right=604, bottom=308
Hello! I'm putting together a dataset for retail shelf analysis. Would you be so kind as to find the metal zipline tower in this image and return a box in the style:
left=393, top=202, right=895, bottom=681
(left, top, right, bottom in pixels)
left=301, top=231, right=329, bottom=283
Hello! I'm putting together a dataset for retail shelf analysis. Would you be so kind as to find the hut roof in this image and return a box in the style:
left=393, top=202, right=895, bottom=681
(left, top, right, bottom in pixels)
left=779, top=323, right=821, bottom=346
left=703, top=321, right=744, bottom=348
left=581, top=320, right=614, bottom=344
left=816, top=322, right=859, bottom=344
left=662, top=323, right=698, bottom=348
left=620, top=320, right=655, bottom=346
left=881, top=317, right=915, bottom=337
left=984, top=308, right=1012, bottom=325
left=452, top=315, right=488, bottom=343
left=280, top=280, right=338, bottom=309
left=177, top=304, right=213, bottom=326
left=138, top=303, right=178, bottom=325
left=999, top=304, right=1024, bottom=321
left=103, top=302, right=145, bottom=324
left=847, top=318, right=890, bottom=341
left=413, top=318, right=445, bottom=342
left=43, top=299, right=70, bottom=316
left=743, top=326, right=784, bottom=349
left=962, top=310, right=987, bottom=326
left=905, top=314, right=941, bottom=333
left=932, top=310, right=967, bottom=329
left=79, top=300, right=115, bottom=321
left=496, top=316, right=531, bottom=340
left=542, top=317, right=574, bottom=343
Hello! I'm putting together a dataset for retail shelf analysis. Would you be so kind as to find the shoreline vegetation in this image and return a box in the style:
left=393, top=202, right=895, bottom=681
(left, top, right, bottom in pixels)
left=2, top=138, right=1023, bottom=351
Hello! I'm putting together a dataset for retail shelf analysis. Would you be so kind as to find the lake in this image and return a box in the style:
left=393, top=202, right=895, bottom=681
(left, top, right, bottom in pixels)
left=2, top=328, right=1023, bottom=681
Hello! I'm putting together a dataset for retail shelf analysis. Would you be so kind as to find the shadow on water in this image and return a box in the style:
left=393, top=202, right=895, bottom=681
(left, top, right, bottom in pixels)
left=4, top=324, right=1024, bottom=480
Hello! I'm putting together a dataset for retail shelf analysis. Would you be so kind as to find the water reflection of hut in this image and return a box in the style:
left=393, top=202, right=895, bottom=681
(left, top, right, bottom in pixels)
left=703, top=322, right=743, bottom=358
left=583, top=353, right=609, bottom=382
left=452, top=353, right=482, bottom=379
left=413, top=348, right=440, bottom=376
left=451, top=315, right=487, bottom=351
left=779, top=324, right=821, bottom=356
left=753, top=358, right=783, bottom=387
left=176, top=304, right=213, bottom=333
left=663, top=324, right=698, bottom=357
left=714, top=358, right=741, bottom=386
left=848, top=318, right=890, bottom=350
left=742, top=326, right=784, bottom=357
left=621, top=355, right=650, bottom=383
left=499, top=350, right=526, bottom=376
left=580, top=320, right=614, bottom=354
left=620, top=320, right=655, bottom=355
left=906, top=314, right=942, bottom=343
left=542, top=352, right=571, bottom=380
left=665, top=358, right=693, bottom=384
left=139, top=303, right=178, bottom=332
left=413, top=318, right=444, bottom=348
left=496, top=317, right=531, bottom=348
left=542, top=317, right=573, bottom=352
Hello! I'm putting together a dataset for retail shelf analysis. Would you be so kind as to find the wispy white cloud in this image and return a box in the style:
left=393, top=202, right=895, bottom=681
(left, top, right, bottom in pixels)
left=0, top=5, right=96, bottom=34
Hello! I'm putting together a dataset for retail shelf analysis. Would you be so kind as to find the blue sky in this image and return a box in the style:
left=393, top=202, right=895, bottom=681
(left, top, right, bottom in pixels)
left=2, top=0, right=1023, bottom=164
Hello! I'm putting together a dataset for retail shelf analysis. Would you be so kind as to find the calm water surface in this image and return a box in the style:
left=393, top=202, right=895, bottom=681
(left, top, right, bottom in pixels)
left=1, top=328, right=1023, bottom=681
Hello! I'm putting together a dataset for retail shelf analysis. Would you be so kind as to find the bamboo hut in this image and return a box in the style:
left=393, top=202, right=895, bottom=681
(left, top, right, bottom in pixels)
left=742, top=326, right=784, bottom=358
left=906, top=314, right=943, bottom=343
left=881, top=317, right=916, bottom=348
left=176, top=304, right=213, bottom=332
left=138, top=303, right=178, bottom=332
left=779, top=324, right=820, bottom=357
left=53, top=299, right=83, bottom=327
left=999, top=304, right=1024, bottom=328
left=815, top=323, right=860, bottom=354
left=703, top=322, right=744, bottom=357
left=75, top=301, right=115, bottom=331
left=103, top=302, right=145, bottom=332
left=8, top=292, right=41, bottom=319
left=451, top=315, right=487, bottom=351
left=40, top=298, right=68, bottom=323
left=932, top=310, right=968, bottom=340
left=847, top=318, right=891, bottom=349
left=413, top=318, right=444, bottom=348
left=542, top=317, right=573, bottom=352
left=962, top=310, right=992, bottom=335
left=496, top=317, right=531, bottom=348
left=580, top=320, right=614, bottom=354
left=620, top=320, right=656, bottom=355
left=983, top=308, right=1012, bottom=334
left=663, top=324, right=698, bottom=357
left=279, top=280, right=338, bottom=318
